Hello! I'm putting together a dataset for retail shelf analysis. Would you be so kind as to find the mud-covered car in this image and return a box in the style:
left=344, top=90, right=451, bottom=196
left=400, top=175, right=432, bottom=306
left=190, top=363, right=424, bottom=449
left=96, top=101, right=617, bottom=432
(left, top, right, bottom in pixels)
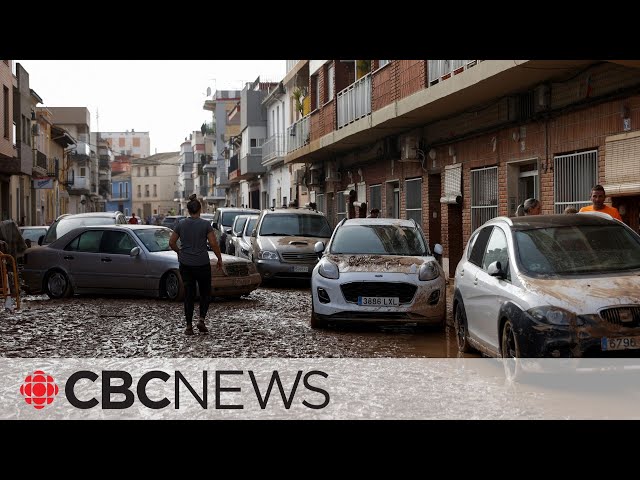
left=310, top=217, right=446, bottom=329
left=21, top=224, right=261, bottom=300
left=210, top=207, right=260, bottom=254
left=453, top=213, right=640, bottom=361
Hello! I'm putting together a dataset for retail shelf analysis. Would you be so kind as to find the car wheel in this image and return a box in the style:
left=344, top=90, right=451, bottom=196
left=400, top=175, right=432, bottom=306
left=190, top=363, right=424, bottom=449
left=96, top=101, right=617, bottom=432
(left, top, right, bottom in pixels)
left=310, top=301, right=327, bottom=329
left=454, top=302, right=474, bottom=353
left=501, top=319, right=524, bottom=382
left=45, top=270, right=72, bottom=299
left=163, top=270, right=184, bottom=301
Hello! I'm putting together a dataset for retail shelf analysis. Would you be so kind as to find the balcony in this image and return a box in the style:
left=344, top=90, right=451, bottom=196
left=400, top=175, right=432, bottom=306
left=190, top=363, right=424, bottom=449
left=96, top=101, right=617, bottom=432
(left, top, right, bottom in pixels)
left=99, top=156, right=110, bottom=169
left=337, top=73, right=372, bottom=129
left=216, top=158, right=230, bottom=187
left=203, top=187, right=226, bottom=204
left=203, top=161, right=217, bottom=173
left=428, top=60, right=479, bottom=86
left=236, top=149, right=266, bottom=181
left=32, top=151, right=47, bottom=176
left=68, top=176, right=90, bottom=194
left=287, top=115, right=310, bottom=153
left=262, top=134, right=285, bottom=166
left=73, top=140, right=91, bottom=157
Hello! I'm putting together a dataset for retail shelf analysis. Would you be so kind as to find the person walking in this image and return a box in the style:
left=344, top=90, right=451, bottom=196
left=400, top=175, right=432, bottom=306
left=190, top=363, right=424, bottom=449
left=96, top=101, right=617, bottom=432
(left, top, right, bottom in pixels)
left=516, top=198, right=541, bottom=216
left=169, top=194, right=223, bottom=335
left=578, top=185, right=622, bottom=221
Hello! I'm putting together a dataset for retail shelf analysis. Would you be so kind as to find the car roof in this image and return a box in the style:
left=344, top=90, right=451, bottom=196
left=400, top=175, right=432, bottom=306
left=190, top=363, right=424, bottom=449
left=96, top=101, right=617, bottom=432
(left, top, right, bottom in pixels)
left=59, top=211, right=123, bottom=218
left=20, top=225, right=48, bottom=229
left=217, top=208, right=260, bottom=213
left=485, top=213, right=622, bottom=231
left=341, top=218, right=416, bottom=227
left=262, top=208, right=325, bottom=216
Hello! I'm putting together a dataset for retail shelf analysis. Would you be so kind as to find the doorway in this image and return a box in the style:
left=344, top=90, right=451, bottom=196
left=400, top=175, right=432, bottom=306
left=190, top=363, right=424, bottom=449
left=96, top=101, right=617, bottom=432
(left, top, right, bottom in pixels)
left=386, top=181, right=400, bottom=218
left=506, top=159, right=539, bottom=216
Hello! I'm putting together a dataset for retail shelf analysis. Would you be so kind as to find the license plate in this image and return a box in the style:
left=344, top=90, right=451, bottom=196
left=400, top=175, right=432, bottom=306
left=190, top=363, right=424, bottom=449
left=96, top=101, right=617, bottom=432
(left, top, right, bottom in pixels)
left=601, top=336, right=640, bottom=351
left=292, top=265, right=309, bottom=273
left=358, top=296, right=399, bottom=306
left=233, top=277, right=252, bottom=287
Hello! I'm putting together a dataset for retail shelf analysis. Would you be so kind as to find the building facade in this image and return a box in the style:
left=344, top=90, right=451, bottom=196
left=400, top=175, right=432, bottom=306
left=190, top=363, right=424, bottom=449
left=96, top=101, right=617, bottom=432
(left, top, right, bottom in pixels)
left=132, top=151, right=180, bottom=220
left=99, top=130, right=150, bottom=158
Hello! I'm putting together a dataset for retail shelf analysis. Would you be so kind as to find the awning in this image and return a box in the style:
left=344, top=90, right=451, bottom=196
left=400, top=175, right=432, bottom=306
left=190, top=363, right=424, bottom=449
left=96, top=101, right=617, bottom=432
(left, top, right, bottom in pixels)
left=602, top=183, right=640, bottom=196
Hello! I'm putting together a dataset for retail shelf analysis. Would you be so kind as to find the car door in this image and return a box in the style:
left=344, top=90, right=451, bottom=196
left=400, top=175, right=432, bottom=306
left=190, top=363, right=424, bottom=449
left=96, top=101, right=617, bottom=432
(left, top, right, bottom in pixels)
left=61, top=230, right=104, bottom=290
left=96, top=230, right=147, bottom=291
left=472, top=226, right=512, bottom=352
left=458, top=226, right=493, bottom=345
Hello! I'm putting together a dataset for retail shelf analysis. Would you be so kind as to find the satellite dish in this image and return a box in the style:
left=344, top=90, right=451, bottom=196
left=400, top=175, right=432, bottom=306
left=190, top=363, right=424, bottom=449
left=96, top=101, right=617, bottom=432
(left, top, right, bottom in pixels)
left=206, top=87, right=211, bottom=97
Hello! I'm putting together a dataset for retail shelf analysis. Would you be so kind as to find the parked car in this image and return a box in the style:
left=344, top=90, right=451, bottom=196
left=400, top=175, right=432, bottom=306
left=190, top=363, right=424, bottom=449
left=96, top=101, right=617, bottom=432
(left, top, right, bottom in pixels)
left=453, top=213, right=640, bottom=365
left=22, top=224, right=262, bottom=300
left=226, top=214, right=251, bottom=256
left=251, top=207, right=333, bottom=281
left=40, top=212, right=127, bottom=245
left=310, top=217, right=446, bottom=329
left=234, top=215, right=259, bottom=261
left=161, top=215, right=187, bottom=230
left=210, top=207, right=260, bottom=253
left=19, top=226, right=49, bottom=248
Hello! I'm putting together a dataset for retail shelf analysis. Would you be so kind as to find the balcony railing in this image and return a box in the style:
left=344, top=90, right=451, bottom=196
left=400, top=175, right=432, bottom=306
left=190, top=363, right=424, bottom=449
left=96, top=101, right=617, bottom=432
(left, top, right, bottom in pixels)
left=337, top=73, right=372, bottom=129
left=287, top=115, right=310, bottom=153
left=69, top=176, right=90, bottom=192
left=428, top=60, right=479, bottom=85
left=262, top=134, right=285, bottom=163
left=73, top=140, right=91, bottom=157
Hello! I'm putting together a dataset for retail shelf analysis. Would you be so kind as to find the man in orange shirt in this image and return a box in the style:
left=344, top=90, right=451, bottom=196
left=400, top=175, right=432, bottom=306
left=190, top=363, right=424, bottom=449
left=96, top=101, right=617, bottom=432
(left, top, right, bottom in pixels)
left=579, top=185, right=622, bottom=221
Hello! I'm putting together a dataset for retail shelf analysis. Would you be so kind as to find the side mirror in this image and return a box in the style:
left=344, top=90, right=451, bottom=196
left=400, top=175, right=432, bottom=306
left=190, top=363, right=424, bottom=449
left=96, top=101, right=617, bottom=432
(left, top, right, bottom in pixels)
left=130, top=246, right=141, bottom=257
left=314, top=241, right=325, bottom=259
left=38, top=235, right=44, bottom=246
left=487, top=261, right=507, bottom=279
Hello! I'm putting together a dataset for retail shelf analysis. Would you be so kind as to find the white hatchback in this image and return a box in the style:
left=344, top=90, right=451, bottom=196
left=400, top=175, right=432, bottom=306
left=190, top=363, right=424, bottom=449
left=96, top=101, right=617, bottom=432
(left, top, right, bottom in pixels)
left=310, top=218, right=446, bottom=329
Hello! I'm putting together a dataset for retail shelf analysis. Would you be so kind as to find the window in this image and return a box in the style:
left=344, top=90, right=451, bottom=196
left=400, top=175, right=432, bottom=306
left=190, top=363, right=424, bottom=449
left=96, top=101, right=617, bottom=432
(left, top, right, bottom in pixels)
left=471, top=166, right=498, bottom=231
left=145, top=185, right=150, bottom=197
left=153, top=166, right=157, bottom=176
left=3, top=86, right=9, bottom=138
left=100, top=231, right=137, bottom=255
left=405, top=177, right=422, bottom=226
left=313, top=75, right=320, bottom=110
left=336, top=190, right=348, bottom=223
left=119, top=138, right=125, bottom=147
left=132, top=137, right=140, bottom=147
left=137, top=167, right=141, bottom=177
left=80, top=167, right=86, bottom=177
left=118, top=183, right=123, bottom=198
left=64, top=231, right=104, bottom=253
left=482, top=227, right=510, bottom=280
left=554, top=150, right=598, bottom=213
left=137, top=185, right=141, bottom=198
left=327, top=63, right=335, bottom=102
left=369, top=184, right=382, bottom=212
left=145, top=167, right=149, bottom=176
left=316, top=193, right=326, bottom=214
left=125, top=183, right=128, bottom=198
left=153, top=184, right=157, bottom=197
left=469, top=227, right=493, bottom=267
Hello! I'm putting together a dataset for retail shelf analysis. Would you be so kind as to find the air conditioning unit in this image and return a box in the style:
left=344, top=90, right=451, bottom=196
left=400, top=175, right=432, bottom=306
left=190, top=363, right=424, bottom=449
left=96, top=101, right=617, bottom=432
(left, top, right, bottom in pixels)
left=400, top=135, right=419, bottom=161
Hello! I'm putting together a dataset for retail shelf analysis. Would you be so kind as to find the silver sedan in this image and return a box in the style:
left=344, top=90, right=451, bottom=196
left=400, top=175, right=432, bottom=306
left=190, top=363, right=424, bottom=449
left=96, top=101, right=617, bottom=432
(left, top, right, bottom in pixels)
left=21, top=224, right=261, bottom=300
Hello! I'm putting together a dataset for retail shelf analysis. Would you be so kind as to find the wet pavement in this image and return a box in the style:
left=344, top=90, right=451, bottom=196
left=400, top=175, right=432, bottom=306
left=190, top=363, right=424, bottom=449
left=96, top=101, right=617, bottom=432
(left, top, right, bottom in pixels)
left=0, top=281, right=461, bottom=358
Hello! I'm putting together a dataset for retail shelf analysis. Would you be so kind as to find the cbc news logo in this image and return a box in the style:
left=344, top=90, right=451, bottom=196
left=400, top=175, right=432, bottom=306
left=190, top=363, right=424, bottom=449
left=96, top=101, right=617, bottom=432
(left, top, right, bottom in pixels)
left=20, top=370, right=60, bottom=410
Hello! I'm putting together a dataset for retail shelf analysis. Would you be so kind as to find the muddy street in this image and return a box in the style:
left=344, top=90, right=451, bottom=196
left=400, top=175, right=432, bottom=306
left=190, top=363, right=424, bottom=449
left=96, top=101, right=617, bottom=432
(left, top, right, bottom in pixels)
left=0, top=281, right=460, bottom=358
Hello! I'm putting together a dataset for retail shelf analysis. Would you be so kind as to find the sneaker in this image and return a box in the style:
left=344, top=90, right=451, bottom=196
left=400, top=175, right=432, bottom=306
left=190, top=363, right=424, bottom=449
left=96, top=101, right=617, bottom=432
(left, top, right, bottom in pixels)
left=185, top=325, right=194, bottom=335
left=196, top=318, right=208, bottom=333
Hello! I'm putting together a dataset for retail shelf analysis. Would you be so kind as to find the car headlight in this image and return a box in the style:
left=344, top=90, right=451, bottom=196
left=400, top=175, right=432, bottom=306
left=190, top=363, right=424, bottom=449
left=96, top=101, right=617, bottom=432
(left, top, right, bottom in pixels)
left=257, top=250, right=278, bottom=260
left=419, top=261, right=440, bottom=281
left=527, top=306, right=583, bottom=326
left=318, top=259, right=339, bottom=279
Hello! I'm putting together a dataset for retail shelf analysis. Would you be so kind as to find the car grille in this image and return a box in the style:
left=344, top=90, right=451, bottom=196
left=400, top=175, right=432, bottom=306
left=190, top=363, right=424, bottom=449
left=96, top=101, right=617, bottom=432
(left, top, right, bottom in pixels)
left=600, top=306, right=640, bottom=328
left=224, top=264, right=249, bottom=277
left=281, top=252, right=317, bottom=263
left=340, top=282, right=417, bottom=304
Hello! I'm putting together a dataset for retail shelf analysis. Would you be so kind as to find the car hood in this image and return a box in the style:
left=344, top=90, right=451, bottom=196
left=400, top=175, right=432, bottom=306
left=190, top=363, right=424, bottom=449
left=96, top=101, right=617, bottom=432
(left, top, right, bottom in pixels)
left=259, top=236, right=328, bottom=253
left=326, top=254, right=438, bottom=273
left=519, top=271, right=640, bottom=311
left=215, top=252, right=250, bottom=264
left=149, top=250, right=180, bottom=264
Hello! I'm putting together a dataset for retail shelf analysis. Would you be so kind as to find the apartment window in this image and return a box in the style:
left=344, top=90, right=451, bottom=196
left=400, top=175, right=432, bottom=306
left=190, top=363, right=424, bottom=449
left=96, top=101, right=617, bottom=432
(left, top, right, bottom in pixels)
left=133, top=137, right=140, bottom=147
left=125, top=183, right=129, bottom=198
left=119, top=184, right=123, bottom=198
left=153, top=166, right=157, bottom=176
left=145, top=185, right=150, bottom=197
left=405, top=177, right=422, bottom=227
left=471, top=166, right=498, bottom=231
left=80, top=167, right=86, bottom=177
left=3, top=86, right=9, bottom=138
left=554, top=150, right=598, bottom=213
left=119, top=138, right=125, bottom=147
left=153, top=184, right=157, bottom=197
left=316, top=193, right=325, bottom=214
left=145, top=167, right=149, bottom=176
left=313, top=75, right=320, bottom=110
left=137, top=185, right=141, bottom=198
left=369, top=184, right=382, bottom=211
left=336, top=190, right=348, bottom=223
left=327, top=63, right=335, bottom=102
left=137, top=167, right=141, bottom=177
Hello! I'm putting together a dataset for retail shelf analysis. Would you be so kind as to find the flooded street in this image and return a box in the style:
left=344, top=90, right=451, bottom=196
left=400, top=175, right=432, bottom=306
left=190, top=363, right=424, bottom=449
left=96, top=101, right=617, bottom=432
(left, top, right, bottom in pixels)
left=0, top=281, right=460, bottom=358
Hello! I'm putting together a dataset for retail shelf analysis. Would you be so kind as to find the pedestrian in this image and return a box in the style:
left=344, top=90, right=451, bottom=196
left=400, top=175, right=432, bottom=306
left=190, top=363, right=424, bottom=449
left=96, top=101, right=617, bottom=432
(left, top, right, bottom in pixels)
left=367, top=208, right=380, bottom=218
left=128, top=213, right=138, bottom=224
left=563, top=207, right=578, bottom=214
left=578, top=185, right=622, bottom=220
left=169, top=193, right=223, bottom=335
left=516, top=198, right=541, bottom=216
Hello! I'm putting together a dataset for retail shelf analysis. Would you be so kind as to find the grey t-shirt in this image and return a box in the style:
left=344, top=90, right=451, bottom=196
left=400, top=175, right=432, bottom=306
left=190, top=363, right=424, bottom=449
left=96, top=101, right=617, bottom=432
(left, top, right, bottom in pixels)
left=174, top=217, right=214, bottom=267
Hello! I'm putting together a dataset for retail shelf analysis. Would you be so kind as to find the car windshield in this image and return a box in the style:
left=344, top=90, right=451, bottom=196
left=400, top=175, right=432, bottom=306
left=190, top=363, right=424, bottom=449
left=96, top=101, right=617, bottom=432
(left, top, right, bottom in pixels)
left=515, top=224, right=640, bottom=275
left=259, top=214, right=332, bottom=237
left=44, top=217, right=115, bottom=243
left=21, top=228, right=48, bottom=242
left=330, top=225, right=429, bottom=256
left=133, top=228, right=173, bottom=252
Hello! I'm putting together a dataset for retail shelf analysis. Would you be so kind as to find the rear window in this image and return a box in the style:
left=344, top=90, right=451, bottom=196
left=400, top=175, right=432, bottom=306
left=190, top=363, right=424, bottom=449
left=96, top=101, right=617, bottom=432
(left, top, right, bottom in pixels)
left=44, top=217, right=116, bottom=243
left=330, top=224, right=428, bottom=256
left=259, top=214, right=332, bottom=238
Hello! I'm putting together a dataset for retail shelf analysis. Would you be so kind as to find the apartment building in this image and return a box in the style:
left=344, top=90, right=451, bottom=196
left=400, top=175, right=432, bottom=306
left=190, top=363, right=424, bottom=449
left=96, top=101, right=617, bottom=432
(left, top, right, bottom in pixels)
left=132, top=151, right=180, bottom=220
left=100, top=130, right=150, bottom=158
left=284, top=60, right=640, bottom=277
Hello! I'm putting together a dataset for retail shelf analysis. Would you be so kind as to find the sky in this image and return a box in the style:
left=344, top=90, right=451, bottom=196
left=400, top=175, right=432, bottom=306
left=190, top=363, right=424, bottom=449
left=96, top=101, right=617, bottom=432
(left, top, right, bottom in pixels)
left=16, top=60, right=287, bottom=155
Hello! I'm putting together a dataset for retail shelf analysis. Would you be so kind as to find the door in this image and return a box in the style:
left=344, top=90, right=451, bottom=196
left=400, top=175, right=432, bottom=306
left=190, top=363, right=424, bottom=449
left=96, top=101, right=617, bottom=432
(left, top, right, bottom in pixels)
left=96, top=230, right=148, bottom=291
left=61, top=230, right=104, bottom=290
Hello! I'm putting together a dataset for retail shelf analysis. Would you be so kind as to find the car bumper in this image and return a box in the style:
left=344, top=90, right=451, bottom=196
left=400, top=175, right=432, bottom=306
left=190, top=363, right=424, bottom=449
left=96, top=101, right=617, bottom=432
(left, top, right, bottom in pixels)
left=312, top=272, right=446, bottom=326
left=211, top=272, right=262, bottom=296
left=256, top=259, right=317, bottom=280
left=20, top=269, right=45, bottom=294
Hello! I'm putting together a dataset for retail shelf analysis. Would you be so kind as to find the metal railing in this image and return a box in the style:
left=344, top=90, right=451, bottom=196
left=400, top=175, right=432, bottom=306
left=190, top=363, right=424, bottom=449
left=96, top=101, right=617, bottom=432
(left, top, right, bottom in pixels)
left=428, top=60, right=479, bottom=84
left=287, top=115, right=310, bottom=153
left=262, top=134, right=285, bottom=162
left=337, top=73, right=372, bottom=129
left=35, top=151, right=47, bottom=170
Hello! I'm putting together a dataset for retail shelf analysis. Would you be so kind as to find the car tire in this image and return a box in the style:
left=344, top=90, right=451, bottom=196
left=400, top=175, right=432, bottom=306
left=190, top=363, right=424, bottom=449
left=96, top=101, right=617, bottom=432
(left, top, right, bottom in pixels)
left=501, top=319, right=525, bottom=382
left=45, top=270, right=73, bottom=299
left=310, top=301, right=327, bottom=329
left=163, top=270, right=184, bottom=301
left=454, top=301, right=474, bottom=353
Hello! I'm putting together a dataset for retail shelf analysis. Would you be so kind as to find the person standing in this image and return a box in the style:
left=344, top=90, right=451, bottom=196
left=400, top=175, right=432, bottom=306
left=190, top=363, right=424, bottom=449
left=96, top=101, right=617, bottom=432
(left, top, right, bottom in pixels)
left=128, top=213, right=138, bottom=224
left=367, top=208, right=380, bottom=218
left=169, top=194, right=223, bottom=335
left=516, top=198, right=541, bottom=216
left=579, top=185, right=622, bottom=221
